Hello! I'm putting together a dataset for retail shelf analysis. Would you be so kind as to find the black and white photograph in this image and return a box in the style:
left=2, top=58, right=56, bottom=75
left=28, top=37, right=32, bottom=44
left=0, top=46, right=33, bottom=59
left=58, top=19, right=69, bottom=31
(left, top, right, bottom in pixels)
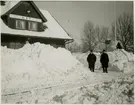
left=1, top=0, right=134, bottom=104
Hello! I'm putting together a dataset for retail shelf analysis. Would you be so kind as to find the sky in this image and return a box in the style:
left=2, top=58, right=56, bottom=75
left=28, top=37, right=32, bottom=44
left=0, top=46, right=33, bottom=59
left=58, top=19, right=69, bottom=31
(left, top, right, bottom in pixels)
left=35, top=1, right=133, bottom=43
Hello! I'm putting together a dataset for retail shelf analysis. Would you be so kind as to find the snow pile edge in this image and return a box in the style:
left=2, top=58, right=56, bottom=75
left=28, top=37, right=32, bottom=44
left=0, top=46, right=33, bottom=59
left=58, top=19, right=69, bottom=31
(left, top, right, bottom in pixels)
left=1, top=43, right=92, bottom=94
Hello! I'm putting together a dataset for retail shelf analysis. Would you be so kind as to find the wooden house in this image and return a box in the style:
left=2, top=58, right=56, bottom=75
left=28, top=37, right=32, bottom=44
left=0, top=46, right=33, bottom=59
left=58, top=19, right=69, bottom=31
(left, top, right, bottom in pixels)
left=0, top=1, right=72, bottom=49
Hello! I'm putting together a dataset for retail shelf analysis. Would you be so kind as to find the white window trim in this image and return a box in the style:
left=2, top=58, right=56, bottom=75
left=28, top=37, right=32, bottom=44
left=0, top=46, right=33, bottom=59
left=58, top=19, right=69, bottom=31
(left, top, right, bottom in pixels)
left=10, top=14, right=42, bottom=22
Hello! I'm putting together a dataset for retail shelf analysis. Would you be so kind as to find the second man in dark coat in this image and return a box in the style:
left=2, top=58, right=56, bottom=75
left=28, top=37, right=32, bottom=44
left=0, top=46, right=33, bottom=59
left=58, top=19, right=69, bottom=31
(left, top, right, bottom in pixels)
left=87, top=50, right=96, bottom=72
left=100, top=50, right=109, bottom=73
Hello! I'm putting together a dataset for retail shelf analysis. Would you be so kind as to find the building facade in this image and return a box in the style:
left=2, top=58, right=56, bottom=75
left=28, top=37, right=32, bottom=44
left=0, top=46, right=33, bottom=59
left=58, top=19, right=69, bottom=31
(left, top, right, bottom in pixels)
left=1, top=1, right=72, bottom=49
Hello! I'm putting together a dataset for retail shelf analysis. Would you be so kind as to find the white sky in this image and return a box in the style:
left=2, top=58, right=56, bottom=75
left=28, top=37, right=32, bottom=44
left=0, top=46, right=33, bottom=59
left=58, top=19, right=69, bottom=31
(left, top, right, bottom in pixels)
left=35, top=1, right=133, bottom=43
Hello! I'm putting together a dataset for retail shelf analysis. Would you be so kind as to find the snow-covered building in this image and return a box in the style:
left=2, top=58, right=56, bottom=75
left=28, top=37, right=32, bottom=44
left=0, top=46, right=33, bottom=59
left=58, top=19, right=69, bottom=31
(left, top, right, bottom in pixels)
left=0, top=1, right=72, bottom=49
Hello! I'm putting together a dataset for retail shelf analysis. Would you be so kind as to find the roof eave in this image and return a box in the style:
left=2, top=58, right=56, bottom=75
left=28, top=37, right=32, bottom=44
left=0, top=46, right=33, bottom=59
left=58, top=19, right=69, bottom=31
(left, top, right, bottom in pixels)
left=1, top=33, right=73, bottom=40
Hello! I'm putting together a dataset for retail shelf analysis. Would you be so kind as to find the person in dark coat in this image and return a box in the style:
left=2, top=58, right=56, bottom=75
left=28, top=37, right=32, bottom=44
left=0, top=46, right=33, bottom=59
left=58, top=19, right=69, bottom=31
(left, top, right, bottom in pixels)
left=116, top=42, right=122, bottom=49
left=100, top=50, right=109, bottom=73
left=87, top=50, right=96, bottom=72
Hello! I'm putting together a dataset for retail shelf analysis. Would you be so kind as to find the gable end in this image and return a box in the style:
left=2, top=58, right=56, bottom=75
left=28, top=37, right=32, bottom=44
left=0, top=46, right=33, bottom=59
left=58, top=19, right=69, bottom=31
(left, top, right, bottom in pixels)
left=1, top=1, right=47, bottom=22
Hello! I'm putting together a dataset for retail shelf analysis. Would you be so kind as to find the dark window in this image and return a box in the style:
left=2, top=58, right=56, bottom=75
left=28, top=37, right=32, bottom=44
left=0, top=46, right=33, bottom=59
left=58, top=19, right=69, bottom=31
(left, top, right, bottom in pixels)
left=28, top=22, right=37, bottom=31
left=16, top=20, right=26, bottom=29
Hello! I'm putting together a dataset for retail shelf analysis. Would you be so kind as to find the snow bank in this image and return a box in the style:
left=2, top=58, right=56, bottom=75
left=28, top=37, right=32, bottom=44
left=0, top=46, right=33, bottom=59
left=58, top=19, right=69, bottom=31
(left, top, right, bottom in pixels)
left=73, top=49, right=134, bottom=72
left=1, top=43, right=92, bottom=94
left=108, top=49, right=134, bottom=72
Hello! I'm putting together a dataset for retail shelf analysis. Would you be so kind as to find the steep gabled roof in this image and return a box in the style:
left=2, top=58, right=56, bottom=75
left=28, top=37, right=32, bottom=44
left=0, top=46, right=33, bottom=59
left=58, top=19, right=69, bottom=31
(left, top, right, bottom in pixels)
left=40, top=9, right=72, bottom=39
left=1, top=1, right=47, bottom=22
left=1, top=1, right=72, bottom=40
left=0, top=1, right=20, bottom=16
left=1, top=9, right=72, bottom=40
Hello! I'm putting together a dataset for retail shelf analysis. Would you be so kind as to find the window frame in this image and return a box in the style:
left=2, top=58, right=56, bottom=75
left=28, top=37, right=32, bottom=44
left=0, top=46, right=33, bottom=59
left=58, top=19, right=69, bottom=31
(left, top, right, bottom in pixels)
left=15, top=19, right=26, bottom=30
left=28, top=21, right=38, bottom=31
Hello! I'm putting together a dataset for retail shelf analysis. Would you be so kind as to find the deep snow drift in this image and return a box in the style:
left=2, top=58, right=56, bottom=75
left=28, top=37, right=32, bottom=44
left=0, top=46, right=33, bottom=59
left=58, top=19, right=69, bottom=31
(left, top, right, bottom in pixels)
left=73, top=49, right=134, bottom=72
left=1, top=43, right=134, bottom=104
left=1, top=43, right=93, bottom=94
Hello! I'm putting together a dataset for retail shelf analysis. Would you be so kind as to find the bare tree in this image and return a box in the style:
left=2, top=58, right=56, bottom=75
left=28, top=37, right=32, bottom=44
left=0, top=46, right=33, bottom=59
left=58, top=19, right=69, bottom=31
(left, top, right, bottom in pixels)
left=81, top=21, right=95, bottom=52
left=111, top=13, right=133, bottom=52
left=81, top=20, right=109, bottom=52
left=95, top=26, right=109, bottom=43
left=100, top=27, right=109, bottom=42
left=94, top=25, right=100, bottom=42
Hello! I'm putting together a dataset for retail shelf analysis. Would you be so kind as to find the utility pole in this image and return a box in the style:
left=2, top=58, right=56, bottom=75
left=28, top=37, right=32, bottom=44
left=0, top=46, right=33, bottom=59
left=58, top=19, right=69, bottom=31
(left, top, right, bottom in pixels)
left=114, top=1, right=116, bottom=43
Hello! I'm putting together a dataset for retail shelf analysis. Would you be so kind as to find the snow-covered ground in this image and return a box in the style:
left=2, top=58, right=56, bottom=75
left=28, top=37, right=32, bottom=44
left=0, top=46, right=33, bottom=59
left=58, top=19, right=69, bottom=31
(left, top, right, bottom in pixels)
left=1, top=43, right=134, bottom=104
left=2, top=71, right=134, bottom=104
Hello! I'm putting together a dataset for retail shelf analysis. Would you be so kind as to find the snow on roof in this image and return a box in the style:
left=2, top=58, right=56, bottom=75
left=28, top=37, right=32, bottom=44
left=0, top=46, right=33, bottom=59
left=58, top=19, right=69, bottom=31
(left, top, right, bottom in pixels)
left=0, top=1, right=20, bottom=16
left=40, top=9, right=72, bottom=40
left=1, top=6, right=72, bottom=40
left=0, top=1, right=72, bottom=40
left=1, top=18, right=72, bottom=40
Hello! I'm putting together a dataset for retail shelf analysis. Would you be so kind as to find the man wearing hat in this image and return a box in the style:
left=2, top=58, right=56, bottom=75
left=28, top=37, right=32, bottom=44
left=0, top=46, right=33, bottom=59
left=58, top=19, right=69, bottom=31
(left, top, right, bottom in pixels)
left=100, top=49, right=109, bottom=73
left=87, top=50, right=96, bottom=72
